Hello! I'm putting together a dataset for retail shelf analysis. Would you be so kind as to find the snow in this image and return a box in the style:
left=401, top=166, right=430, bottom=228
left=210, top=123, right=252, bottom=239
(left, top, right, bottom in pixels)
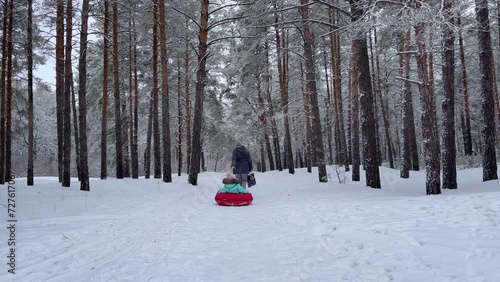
left=1, top=166, right=499, bottom=282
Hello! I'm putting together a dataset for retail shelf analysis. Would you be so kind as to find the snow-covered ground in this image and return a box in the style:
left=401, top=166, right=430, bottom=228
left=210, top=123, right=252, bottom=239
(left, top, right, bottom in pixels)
left=0, top=166, right=499, bottom=282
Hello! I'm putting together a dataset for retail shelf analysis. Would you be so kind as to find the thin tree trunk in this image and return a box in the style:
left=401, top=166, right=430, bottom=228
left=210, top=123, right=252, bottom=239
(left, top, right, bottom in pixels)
left=0, top=0, right=8, bottom=184
left=177, top=60, right=183, bottom=176
left=441, top=0, right=457, bottom=189
left=131, top=14, right=139, bottom=179
left=158, top=0, right=172, bottom=183
left=374, top=28, right=394, bottom=169
left=400, top=30, right=412, bottom=179
left=184, top=25, right=191, bottom=174
left=414, top=21, right=441, bottom=195
left=101, top=0, right=109, bottom=179
left=369, top=28, right=382, bottom=166
left=274, top=1, right=294, bottom=174
left=265, top=39, right=281, bottom=171
left=5, top=0, right=12, bottom=182
left=301, top=62, right=312, bottom=173
left=62, top=0, right=72, bottom=187
left=457, top=13, right=473, bottom=156
left=152, top=0, right=161, bottom=179
left=255, top=62, right=270, bottom=172
left=27, top=0, right=34, bottom=185
left=323, top=45, right=334, bottom=165
left=474, top=0, right=498, bottom=181
left=299, top=0, right=327, bottom=182
left=78, top=0, right=90, bottom=191
left=71, top=73, right=80, bottom=181
left=55, top=0, right=64, bottom=182
left=113, top=0, right=124, bottom=179
left=350, top=49, right=360, bottom=182
left=144, top=94, right=153, bottom=179
left=122, top=98, right=130, bottom=177
left=188, top=0, right=209, bottom=185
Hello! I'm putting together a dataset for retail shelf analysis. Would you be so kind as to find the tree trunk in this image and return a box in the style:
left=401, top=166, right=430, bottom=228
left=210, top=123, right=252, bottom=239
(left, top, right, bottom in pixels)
left=350, top=48, right=360, bottom=182
left=184, top=25, right=192, bottom=174
left=188, top=0, right=209, bottom=185
left=400, top=30, right=412, bottom=179
left=0, top=0, right=8, bottom=184
left=255, top=62, right=270, bottom=172
left=56, top=0, right=64, bottom=182
left=131, top=14, right=139, bottom=179
left=78, top=0, right=90, bottom=191
left=274, top=1, right=294, bottom=174
left=301, top=63, right=313, bottom=173
left=71, top=73, right=80, bottom=181
left=441, top=0, right=457, bottom=189
left=101, top=0, right=109, bottom=179
left=350, top=0, right=381, bottom=188
left=152, top=1, right=161, bottom=179
left=474, top=0, right=498, bottom=181
left=299, top=0, right=327, bottom=182
left=122, top=98, right=130, bottom=177
left=27, top=0, right=34, bottom=185
left=144, top=94, right=153, bottom=179
left=369, top=28, right=382, bottom=167
left=113, top=0, right=123, bottom=179
left=414, top=22, right=441, bottom=195
left=177, top=60, right=183, bottom=176
left=62, top=0, right=72, bottom=187
left=374, top=28, right=394, bottom=169
left=323, top=46, right=334, bottom=165
left=158, top=0, right=172, bottom=183
left=457, top=13, right=473, bottom=156
left=265, top=39, right=281, bottom=171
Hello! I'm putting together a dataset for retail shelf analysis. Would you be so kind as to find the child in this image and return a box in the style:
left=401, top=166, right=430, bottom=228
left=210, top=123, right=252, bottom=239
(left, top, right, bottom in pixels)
left=219, top=171, right=249, bottom=194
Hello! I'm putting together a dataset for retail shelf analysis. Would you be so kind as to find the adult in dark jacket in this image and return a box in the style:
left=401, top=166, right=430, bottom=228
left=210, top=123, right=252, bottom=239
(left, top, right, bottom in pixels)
left=231, top=140, right=253, bottom=188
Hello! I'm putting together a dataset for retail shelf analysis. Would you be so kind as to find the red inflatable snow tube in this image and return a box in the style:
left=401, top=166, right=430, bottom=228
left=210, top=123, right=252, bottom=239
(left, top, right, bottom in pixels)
left=215, top=192, right=253, bottom=206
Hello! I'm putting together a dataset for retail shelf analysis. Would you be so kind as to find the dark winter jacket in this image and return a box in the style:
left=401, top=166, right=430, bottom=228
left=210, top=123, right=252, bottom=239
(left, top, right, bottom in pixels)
left=231, top=145, right=253, bottom=174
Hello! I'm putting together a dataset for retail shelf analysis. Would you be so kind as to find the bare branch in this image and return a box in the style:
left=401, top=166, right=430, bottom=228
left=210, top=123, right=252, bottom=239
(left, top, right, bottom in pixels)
left=171, top=6, right=201, bottom=30
left=208, top=35, right=257, bottom=46
left=395, top=76, right=422, bottom=85
left=208, top=16, right=246, bottom=31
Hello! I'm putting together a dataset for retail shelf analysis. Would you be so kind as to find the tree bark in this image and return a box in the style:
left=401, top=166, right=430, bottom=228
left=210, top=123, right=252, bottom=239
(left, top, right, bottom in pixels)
left=101, top=0, right=109, bottom=179
left=55, top=0, right=64, bottom=182
left=474, top=0, right=498, bottom=181
left=177, top=60, right=183, bottom=176
left=188, top=0, right=209, bottom=185
left=264, top=39, right=280, bottom=171
left=78, top=0, right=90, bottom=191
left=158, top=0, right=172, bottom=183
left=152, top=0, right=161, bottom=179
left=274, top=1, right=294, bottom=174
left=457, top=13, right=473, bottom=156
left=399, top=30, right=412, bottom=179
left=414, top=21, right=441, bottom=195
left=62, top=0, right=73, bottom=187
left=27, top=0, right=34, bottom=185
left=184, top=25, right=192, bottom=174
left=71, top=73, right=80, bottom=181
left=113, top=0, right=124, bottom=179
left=441, top=0, right=457, bottom=189
left=131, top=13, right=139, bottom=179
left=299, top=0, right=327, bottom=182
left=301, top=63, right=313, bottom=173
left=0, top=0, right=8, bottom=184
left=350, top=0, right=380, bottom=188
left=350, top=47, right=360, bottom=182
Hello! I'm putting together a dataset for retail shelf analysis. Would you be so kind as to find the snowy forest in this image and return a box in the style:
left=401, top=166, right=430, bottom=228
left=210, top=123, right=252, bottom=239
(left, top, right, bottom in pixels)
left=0, top=0, right=498, bottom=194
